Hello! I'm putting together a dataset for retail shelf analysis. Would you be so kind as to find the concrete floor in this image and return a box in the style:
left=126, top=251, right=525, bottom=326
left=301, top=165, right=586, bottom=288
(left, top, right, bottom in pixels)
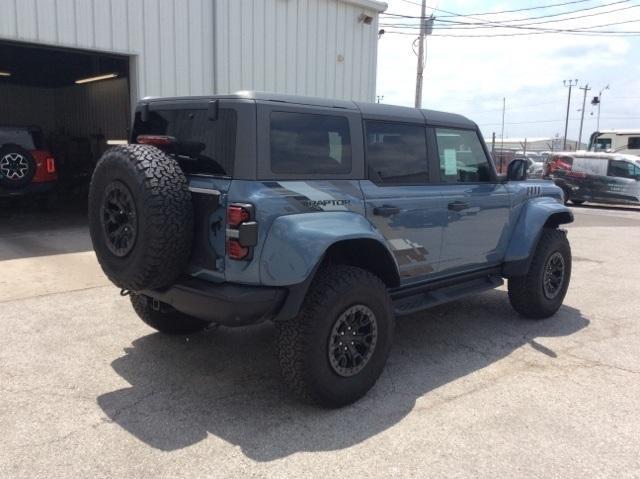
left=1, top=203, right=639, bottom=478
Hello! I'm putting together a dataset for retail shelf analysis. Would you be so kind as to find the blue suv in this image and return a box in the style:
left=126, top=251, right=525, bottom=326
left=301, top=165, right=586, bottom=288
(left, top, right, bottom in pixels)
left=88, top=92, right=573, bottom=407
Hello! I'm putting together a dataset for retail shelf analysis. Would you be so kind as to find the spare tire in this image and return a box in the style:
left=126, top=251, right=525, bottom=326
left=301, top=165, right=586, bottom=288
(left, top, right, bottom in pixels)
left=0, top=145, right=37, bottom=189
left=88, top=144, right=194, bottom=291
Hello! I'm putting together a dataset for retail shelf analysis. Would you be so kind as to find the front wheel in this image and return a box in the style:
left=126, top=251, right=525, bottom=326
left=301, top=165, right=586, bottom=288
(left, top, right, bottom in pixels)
left=277, top=265, right=395, bottom=408
left=508, top=228, right=571, bottom=319
left=570, top=199, right=585, bottom=205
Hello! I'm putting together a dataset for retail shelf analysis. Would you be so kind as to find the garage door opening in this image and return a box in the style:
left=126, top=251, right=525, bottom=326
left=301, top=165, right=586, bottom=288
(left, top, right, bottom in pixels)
left=0, top=41, right=130, bottom=210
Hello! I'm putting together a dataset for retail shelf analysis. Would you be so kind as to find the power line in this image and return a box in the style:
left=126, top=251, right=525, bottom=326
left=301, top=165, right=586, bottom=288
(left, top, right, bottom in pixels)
left=380, top=3, right=639, bottom=30
left=383, top=27, right=640, bottom=37
left=384, top=0, right=631, bottom=23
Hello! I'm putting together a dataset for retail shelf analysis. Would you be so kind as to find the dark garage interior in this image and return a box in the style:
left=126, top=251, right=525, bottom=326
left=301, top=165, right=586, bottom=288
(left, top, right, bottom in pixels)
left=0, top=41, right=130, bottom=214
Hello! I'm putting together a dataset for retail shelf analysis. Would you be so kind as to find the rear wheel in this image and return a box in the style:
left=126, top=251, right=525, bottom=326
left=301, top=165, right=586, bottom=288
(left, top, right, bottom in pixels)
left=130, top=293, right=209, bottom=335
left=0, top=145, right=36, bottom=189
left=277, top=265, right=394, bottom=408
left=570, top=199, right=585, bottom=205
left=508, top=228, right=571, bottom=319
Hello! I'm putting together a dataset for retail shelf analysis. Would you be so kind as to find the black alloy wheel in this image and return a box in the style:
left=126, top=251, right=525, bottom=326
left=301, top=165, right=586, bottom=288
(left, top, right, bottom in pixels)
left=101, top=180, right=138, bottom=258
left=542, top=251, right=565, bottom=300
left=328, top=304, right=379, bottom=377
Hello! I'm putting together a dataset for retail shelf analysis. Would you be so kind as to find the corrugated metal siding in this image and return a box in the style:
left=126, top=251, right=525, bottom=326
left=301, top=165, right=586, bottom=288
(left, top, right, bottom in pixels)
left=0, top=0, right=216, bottom=99
left=0, top=0, right=382, bottom=101
left=214, top=0, right=380, bottom=101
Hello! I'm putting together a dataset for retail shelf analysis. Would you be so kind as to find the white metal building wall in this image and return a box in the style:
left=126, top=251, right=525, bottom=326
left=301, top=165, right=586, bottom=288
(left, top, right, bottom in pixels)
left=214, top=0, right=383, bottom=101
left=0, top=0, right=385, bottom=101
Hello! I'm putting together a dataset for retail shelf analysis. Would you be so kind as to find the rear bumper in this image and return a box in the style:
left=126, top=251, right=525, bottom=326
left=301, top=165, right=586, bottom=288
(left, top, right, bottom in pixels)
left=0, top=181, right=55, bottom=197
left=142, top=276, right=287, bottom=326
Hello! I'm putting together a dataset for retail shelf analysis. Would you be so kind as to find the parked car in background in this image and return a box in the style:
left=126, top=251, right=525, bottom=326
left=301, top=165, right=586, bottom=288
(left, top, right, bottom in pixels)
left=545, top=151, right=640, bottom=206
left=588, top=130, right=640, bottom=156
left=0, top=126, right=57, bottom=204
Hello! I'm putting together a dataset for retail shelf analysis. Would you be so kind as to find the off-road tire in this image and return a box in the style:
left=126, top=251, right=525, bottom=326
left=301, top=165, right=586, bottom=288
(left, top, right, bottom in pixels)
left=88, top=145, right=193, bottom=291
left=277, top=264, right=395, bottom=408
left=508, top=228, right=571, bottom=319
left=130, top=293, right=209, bottom=335
left=0, top=145, right=37, bottom=189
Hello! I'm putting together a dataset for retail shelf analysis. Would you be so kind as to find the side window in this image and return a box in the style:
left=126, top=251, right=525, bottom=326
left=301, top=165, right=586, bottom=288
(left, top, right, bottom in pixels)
left=270, top=112, right=352, bottom=174
left=436, top=128, right=492, bottom=182
left=608, top=160, right=640, bottom=179
left=365, top=121, right=428, bottom=185
left=628, top=137, right=640, bottom=150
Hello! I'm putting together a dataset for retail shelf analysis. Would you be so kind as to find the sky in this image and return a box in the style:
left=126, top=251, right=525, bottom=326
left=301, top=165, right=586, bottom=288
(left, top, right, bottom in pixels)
left=376, top=0, right=640, bottom=143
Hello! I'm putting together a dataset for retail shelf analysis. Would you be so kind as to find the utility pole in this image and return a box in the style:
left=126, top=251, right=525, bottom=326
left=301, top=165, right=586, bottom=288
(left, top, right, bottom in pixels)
left=414, top=2, right=433, bottom=108
left=577, top=83, right=591, bottom=149
left=500, top=97, right=505, bottom=152
left=376, top=95, right=384, bottom=104
left=562, top=79, right=578, bottom=150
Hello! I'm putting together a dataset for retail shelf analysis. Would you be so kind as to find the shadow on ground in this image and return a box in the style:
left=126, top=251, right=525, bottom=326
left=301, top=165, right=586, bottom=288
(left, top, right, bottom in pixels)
left=0, top=191, right=91, bottom=260
left=98, top=290, right=588, bottom=461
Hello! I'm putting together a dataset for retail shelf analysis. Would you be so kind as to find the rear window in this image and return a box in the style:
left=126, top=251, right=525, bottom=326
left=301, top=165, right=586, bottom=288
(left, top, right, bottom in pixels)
left=132, top=108, right=237, bottom=176
left=0, top=128, right=43, bottom=150
left=270, top=112, right=352, bottom=175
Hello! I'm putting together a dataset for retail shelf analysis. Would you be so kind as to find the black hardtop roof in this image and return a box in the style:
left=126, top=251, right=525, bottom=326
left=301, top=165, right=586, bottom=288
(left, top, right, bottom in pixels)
left=140, top=91, right=476, bottom=128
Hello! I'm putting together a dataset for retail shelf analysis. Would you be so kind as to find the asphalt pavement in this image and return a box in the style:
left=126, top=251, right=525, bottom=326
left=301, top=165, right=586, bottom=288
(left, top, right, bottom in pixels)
left=1, top=202, right=639, bottom=478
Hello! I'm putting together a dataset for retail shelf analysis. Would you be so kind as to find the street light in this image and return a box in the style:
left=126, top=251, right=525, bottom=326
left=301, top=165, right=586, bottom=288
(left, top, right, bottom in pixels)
left=591, top=85, right=610, bottom=131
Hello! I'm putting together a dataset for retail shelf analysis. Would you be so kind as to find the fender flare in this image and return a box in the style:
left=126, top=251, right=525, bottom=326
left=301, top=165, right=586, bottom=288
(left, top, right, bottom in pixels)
left=259, top=211, right=398, bottom=286
left=502, top=197, right=573, bottom=277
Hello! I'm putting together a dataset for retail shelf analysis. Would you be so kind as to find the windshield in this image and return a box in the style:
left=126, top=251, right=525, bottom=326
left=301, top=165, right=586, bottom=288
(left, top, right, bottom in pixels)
left=593, top=137, right=612, bottom=152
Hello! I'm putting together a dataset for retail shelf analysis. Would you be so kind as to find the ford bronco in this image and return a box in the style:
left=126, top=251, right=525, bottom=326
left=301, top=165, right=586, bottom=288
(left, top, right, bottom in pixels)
left=88, top=92, right=573, bottom=407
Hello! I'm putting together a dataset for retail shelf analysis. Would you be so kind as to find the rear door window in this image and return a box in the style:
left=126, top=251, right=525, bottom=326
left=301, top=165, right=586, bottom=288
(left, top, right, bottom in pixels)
left=435, top=128, right=492, bottom=182
left=132, top=108, right=237, bottom=176
left=270, top=112, right=351, bottom=174
left=365, top=121, right=428, bottom=184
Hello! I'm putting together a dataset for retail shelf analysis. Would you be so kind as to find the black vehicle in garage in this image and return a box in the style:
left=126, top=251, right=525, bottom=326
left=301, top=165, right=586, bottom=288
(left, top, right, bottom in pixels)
left=545, top=152, right=640, bottom=206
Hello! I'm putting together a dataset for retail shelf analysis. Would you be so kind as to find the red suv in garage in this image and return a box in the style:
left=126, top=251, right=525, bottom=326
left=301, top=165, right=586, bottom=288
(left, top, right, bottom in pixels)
left=0, top=126, right=57, bottom=199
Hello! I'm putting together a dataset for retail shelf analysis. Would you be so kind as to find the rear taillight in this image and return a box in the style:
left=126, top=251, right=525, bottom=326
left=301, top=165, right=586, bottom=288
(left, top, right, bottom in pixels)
left=226, top=203, right=257, bottom=261
left=227, top=239, right=250, bottom=260
left=227, top=205, right=251, bottom=227
left=45, top=157, right=56, bottom=173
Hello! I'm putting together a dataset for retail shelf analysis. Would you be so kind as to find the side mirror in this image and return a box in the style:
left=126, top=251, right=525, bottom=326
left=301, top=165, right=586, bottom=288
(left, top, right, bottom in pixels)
left=507, top=159, right=528, bottom=181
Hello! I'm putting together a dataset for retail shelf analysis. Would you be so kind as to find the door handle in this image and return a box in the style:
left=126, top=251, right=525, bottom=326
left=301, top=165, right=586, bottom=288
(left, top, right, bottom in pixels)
left=448, top=200, right=469, bottom=212
left=373, top=205, right=400, bottom=217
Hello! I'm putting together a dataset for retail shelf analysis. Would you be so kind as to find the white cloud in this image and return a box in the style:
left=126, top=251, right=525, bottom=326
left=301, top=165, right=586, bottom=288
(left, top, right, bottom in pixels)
left=377, top=0, right=640, bottom=142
